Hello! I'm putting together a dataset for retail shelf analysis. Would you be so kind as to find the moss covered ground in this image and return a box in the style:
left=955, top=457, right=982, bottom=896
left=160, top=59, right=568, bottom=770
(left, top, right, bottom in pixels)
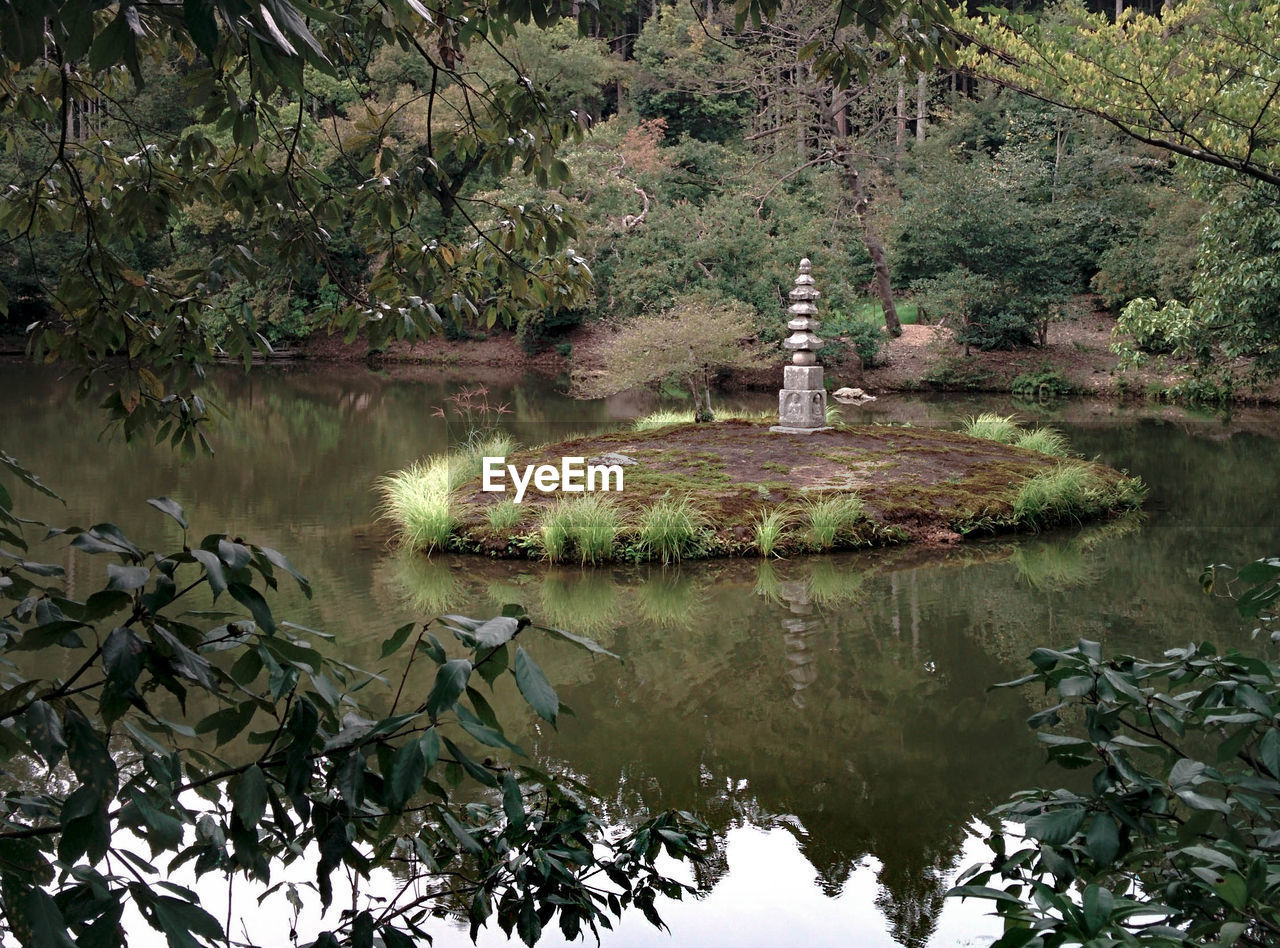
left=382, top=418, right=1145, bottom=563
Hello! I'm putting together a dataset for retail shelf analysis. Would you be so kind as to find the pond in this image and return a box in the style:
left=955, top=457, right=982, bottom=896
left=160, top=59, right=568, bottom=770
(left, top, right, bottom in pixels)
left=3, top=362, right=1278, bottom=947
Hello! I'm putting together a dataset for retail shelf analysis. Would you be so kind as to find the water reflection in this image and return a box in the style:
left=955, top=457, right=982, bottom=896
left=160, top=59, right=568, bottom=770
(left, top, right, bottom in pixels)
left=4, top=362, right=1280, bottom=946
left=386, top=524, right=1234, bottom=947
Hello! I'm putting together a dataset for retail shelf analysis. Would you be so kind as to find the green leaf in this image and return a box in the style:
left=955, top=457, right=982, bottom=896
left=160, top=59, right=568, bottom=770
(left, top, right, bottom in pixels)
left=380, top=622, right=415, bottom=659
left=1175, top=789, right=1232, bottom=814
left=106, top=563, right=150, bottom=592
left=1259, top=728, right=1280, bottom=779
left=147, top=497, right=188, bottom=529
left=440, top=809, right=484, bottom=855
left=1025, top=807, right=1085, bottom=845
left=426, top=660, right=472, bottom=718
left=129, top=792, right=184, bottom=855
left=102, top=626, right=145, bottom=689
left=1081, top=884, right=1114, bottom=934
left=65, top=710, right=117, bottom=797
left=514, top=647, right=558, bottom=726
left=386, top=741, right=425, bottom=810
left=539, top=624, right=619, bottom=659
left=228, top=582, right=274, bottom=633
left=503, top=773, right=525, bottom=829
left=182, top=0, right=219, bottom=57
left=150, top=894, right=225, bottom=947
left=25, top=887, right=77, bottom=948
left=472, top=616, right=520, bottom=647
left=191, top=549, right=227, bottom=598
left=24, top=700, right=66, bottom=767
left=1085, top=813, right=1120, bottom=865
left=233, top=764, right=268, bottom=829
left=1214, top=873, right=1248, bottom=910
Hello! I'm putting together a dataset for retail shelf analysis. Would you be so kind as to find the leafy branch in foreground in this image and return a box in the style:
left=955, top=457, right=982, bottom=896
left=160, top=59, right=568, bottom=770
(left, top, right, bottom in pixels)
left=949, top=558, right=1280, bottom=947
left=0, top=452, right=708, bottom=947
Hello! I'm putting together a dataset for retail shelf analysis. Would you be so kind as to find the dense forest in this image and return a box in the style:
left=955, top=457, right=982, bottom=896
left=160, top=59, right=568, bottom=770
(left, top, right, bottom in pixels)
left=3, top=0, right=1277, bottom=407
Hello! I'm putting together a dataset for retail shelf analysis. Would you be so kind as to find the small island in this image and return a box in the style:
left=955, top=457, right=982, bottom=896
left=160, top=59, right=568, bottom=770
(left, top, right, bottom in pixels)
left=381, top=413, right=1145, bottom=564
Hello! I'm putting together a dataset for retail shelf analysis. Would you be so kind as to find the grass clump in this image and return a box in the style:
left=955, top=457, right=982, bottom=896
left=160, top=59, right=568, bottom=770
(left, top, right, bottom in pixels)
left=802, top=494, right=865, bottom=550
left=636, top=497, right=708, bottom=563
left=1015, top=427, right=1071, bottom=457
left=537, top=494, right=622, bottom=565
left=1013, top=464, right=1096, bottom=526
left=634, top=409, right=696, bottom=430
left=962, top=412, right=1020, bottom=444
left=380, top=434, right=515, bottom=552
left=633, top=407, right=771, bottom=431
left=753, top=507, right=796, bottom=557
left=485, top=500, right=525, bottom=532
left=379, top=457, right=456, bottom=552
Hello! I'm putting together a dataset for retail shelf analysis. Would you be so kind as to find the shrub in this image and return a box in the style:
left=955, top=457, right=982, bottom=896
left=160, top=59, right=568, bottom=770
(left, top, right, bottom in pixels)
left=1011, top=368, right=1072, bottom=401
left=951, top=559, right=1280, bottom=947
left=485, top=499, right=525, bottom=532
left=379, top=458, right=456, bottom=552
left=636, top=497, right=708, bottom=563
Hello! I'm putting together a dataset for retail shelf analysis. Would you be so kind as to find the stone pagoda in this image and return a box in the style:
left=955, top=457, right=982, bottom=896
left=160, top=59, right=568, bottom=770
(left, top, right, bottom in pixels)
left=771, top=258, right=831, bottom=434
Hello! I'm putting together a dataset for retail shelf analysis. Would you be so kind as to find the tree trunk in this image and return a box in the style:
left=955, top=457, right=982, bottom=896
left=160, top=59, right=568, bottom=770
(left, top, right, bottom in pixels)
left=915, top=73, right=927, bottom=144
left=895, top=73, right=906, bottom=155
left=1115, top=0, right=1122, bottom=18
left=847, top=166, right=902, bottom=337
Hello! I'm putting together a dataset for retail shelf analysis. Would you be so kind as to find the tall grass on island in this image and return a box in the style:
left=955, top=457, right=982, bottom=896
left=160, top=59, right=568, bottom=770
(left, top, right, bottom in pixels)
left=802, top=495, right=866, bottom=550
left=636, top=496, right=709, bottom=563
left=962, top=413, right=1072, bottom=457
left=378, top=434, right=512, bottom=552
left=633, top=408, right=772, bottom=431
left=537, top=494, right=623, bottom=565
left=1013, top=463, right=1147, bottom=528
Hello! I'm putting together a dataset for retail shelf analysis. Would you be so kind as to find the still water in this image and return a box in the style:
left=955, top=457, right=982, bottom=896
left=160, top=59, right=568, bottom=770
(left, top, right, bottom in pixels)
left=3, top=362, right=1278, bottom=947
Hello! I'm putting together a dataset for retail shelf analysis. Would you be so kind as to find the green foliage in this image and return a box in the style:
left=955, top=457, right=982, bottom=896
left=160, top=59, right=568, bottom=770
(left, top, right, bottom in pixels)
left=636, top=497, right=709, bottom=564
left=895, top=142, right=1076, bottom=350
left=536, top=495, right=622, bottom=565
left=572, top=292, right=772, bottom=418
left=824, top=309, right=886, bottom=368
left=485, top=499, right=526, bottom=532
left=0, top=458, right=709, bottom=947
left=634, top=409, right=697, bottom=431
left=1012, top=463, right=1114, bottom=526
left=963, top=413, right=1072, bottom=458
left=1011, top=368, right=1073, bottom=402
left=802, top=495, right=865, bottom=550
left=951, top=560, right=1280, bottom=946
left=380, top=436, right=513, bottom=552
left=1115, top=175, right=1280, bottom=386
left=379, top=457, right=457, bottom=552
left=752, top=507, right=795, bottom=557
left=962, top=412, right=1021, bottom=444
left=1014, top=427, right=1071, bottom=457
left=632, top=4, right=753, bottom=144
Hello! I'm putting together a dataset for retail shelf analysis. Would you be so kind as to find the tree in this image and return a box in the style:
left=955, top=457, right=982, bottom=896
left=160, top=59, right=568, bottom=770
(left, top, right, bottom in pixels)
left=954, top=0, right=1280, bottom=189
left=894, top=139, right=1076, bottom=351
left=949, top=557, right=1280, bottom=946
left=572, top=294, right=772, bottom=420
